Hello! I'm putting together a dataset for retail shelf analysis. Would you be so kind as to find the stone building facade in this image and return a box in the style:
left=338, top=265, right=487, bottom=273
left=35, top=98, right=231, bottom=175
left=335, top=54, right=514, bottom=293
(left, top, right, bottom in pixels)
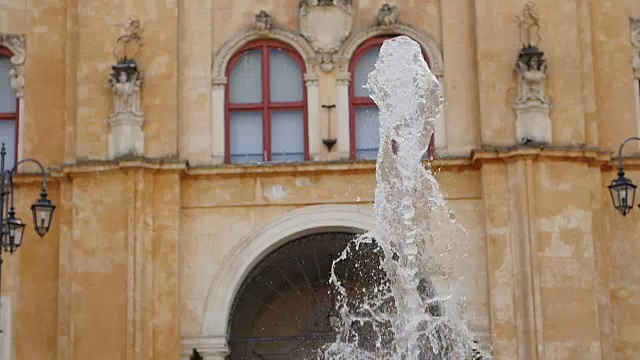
left=0, top=0, right=638, bottom=359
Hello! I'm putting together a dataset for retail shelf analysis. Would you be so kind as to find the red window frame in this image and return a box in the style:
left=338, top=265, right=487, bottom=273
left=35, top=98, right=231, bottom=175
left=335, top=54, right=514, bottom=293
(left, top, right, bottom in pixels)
left=0, top=46, right=18, bottom=165
left=225, top=40, right=308, bottom=164
left=349, top=37, right=436, bottom=160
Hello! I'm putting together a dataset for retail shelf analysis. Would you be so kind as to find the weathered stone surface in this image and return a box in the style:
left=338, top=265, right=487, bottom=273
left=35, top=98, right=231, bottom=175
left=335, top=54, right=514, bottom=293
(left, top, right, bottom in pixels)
left=0, top=1, right=638, bottom=359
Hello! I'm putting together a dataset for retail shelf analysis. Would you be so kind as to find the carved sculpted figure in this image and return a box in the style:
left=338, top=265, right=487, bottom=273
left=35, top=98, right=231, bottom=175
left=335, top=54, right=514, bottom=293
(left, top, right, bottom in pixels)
left=516, top=54, right=549, bottom=105
left=632, top=17, right=640, bottom=75
left=377, top=3, right=398, bottom=27
left=108, top=70, right=143, bottom=117
left=8, top=66, right=24, bottom=98
left=107, top=19, right=145, bottom=159
left=254, top=10, right=272, bottom=31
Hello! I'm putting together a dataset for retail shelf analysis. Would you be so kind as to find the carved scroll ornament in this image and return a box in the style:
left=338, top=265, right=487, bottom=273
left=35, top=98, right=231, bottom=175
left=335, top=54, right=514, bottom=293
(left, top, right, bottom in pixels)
left=632, top=17, right=640, bottom=78
left=0, top=34, right=25, bottom=98
left=299, top=0, right=353, bottom=72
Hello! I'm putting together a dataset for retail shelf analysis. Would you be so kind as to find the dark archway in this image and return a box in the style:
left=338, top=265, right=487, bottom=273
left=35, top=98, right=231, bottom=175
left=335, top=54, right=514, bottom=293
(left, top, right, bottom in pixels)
left=227, top=232, right=387, bottom=359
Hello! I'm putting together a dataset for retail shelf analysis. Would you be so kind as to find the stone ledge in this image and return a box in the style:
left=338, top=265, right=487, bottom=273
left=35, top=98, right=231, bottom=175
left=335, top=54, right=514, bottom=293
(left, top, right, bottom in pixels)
left=472, top=146, right=611, bottom=167
left=20, top=146, right=640, bottom=179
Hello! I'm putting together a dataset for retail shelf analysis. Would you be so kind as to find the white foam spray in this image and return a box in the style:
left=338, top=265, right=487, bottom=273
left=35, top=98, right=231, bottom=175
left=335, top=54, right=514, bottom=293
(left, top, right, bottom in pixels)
left=323, top=36, right=488, bottom=359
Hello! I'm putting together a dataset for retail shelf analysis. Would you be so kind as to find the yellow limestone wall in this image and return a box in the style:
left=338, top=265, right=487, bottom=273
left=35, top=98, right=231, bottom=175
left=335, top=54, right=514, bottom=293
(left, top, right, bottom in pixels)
left=0, top=0, right=638, bottom=359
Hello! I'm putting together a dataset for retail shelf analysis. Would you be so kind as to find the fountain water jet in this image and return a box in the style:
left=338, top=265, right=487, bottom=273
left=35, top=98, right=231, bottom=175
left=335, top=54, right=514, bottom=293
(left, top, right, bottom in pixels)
left=323, top=36, right=488, bottom=359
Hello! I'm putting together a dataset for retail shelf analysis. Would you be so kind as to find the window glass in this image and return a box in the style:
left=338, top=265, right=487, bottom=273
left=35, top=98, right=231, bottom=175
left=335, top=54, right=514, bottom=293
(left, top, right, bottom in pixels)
left=270, top=48, right=303, bottom=103
left=355, top=106, right=379, bottom=160
left=0, top=58, right=16, bottom=113
left=0, top=120, right=16, bottom=170
left=230, top=111, right=263, bottom=164
left=271, top=110, right=305, bottom=162
left=227, top=43, right=306, bottom=164
left=353, top=46, right=380, bottom=98
left=229, top=49, right=262, bottom=104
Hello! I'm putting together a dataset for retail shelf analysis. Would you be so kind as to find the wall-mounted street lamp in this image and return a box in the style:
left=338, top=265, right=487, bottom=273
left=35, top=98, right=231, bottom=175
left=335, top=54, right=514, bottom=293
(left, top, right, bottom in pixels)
left=0, top=143, right=55, bottom=293
left=609, top=137, right=640, bottom=216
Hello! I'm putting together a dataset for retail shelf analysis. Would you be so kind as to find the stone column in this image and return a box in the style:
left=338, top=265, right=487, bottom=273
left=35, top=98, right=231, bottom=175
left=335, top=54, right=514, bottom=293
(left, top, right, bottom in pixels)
left=335, top=71, right=351, bottom=159
left=210, top=78, right=226, bottom=164
left=305, top=73, right=322, bottom=160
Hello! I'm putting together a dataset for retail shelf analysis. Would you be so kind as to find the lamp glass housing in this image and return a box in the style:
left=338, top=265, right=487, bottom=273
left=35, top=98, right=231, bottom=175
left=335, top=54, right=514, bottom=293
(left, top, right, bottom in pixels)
left=31, top=197, right=55, bottom=238
left=3, top=215, right=25, bottom=253
left=609, top=172, right=637, bottom=216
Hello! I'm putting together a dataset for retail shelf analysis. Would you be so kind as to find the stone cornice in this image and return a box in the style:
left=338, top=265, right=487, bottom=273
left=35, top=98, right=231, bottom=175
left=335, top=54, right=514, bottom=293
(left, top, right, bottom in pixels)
left=472, top=146, right=610, bottom=167
left=24, top=146, right=640, bottom=179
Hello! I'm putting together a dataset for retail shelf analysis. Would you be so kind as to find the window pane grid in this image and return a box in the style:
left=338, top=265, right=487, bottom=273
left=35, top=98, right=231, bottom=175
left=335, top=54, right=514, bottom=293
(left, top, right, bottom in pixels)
left=226, top=42, right=307, bottom=164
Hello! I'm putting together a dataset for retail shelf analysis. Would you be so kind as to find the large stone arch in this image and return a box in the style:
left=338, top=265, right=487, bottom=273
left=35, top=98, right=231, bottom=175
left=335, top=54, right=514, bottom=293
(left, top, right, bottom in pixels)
left=201, top=204, right=376, bottom=339
left=336, top=23, right=444, bottom=76
left=212, top=27, right=317, bottom=81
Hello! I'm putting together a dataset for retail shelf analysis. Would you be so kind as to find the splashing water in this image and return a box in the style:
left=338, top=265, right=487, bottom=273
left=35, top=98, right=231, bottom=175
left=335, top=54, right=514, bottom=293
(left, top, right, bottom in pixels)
left=323, top=36, right=488, bottom=359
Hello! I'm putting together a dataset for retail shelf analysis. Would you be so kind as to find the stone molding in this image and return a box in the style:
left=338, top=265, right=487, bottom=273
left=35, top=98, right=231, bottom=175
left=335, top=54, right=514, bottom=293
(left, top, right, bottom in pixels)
left=632, top=17, right=640, bottom=78
left=336, top=23, right=444, bottom=76
left=210, top=77, right=227, bottom=88
left=336, top=71, right=350, bottom=85
left=181, top=336, right=229, bottom=360
left=0, top=33, right=25, bottom=98
left=201, top=204, right=376, bottom=336
left=211, top=18, right=317, bottom=80
left=304, top=73, right=319, bottom=86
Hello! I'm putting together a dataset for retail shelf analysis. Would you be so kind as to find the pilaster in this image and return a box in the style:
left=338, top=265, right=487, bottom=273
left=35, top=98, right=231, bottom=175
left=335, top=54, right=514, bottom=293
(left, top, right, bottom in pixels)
left=334, top=72, right=351, bottom=159
left=179, top=0, right=213, bottom=165
left=479, top=148, right=604, bottom=359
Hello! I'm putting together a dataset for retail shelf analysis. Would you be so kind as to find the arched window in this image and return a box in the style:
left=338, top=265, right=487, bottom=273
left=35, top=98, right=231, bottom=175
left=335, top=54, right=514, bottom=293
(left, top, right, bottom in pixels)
left=349, top=37, right=436, bottom=160
left=0, top=47, right=17, bottom=170
left=225, top=40, right=308, bottom=164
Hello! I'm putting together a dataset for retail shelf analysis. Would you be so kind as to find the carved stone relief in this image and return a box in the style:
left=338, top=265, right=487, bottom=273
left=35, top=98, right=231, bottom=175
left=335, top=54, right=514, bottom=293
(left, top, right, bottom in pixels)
left=514, top=4, right=551, bottom=144
left=108, top=19, right=145, bottom=159
left=254, top=10, right=273, bottom=31
left=377, top=3, right=398, bottom=28
left=299, top=0, right=353, bottom=72
left=515, top=48, right=549, bottom=106
left=632, top=17, right=640, bottom=78
left=0, top=34, right=25, bottom=98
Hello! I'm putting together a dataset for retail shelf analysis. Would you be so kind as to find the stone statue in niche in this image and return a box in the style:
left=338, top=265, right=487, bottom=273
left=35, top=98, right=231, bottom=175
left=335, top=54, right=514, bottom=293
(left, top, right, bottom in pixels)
left=515, top=50, right=548, bottom=105
left=109, top=68, right=143, bottom=116
left=107, top=18, right=145, bottom=159
left=513, top=3, right=551, bottom=145
left=299, top=0, right=353, bottom=72
left=254, top=10, right=273, bottom=31
left=631, top=17, right=640, bottom=77
left=377, top=3, right=398, bottom=28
